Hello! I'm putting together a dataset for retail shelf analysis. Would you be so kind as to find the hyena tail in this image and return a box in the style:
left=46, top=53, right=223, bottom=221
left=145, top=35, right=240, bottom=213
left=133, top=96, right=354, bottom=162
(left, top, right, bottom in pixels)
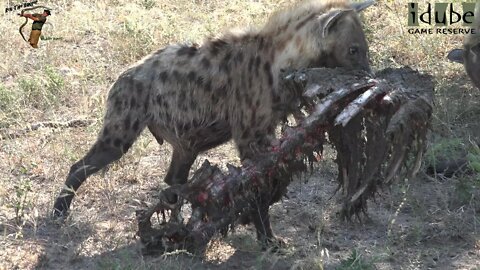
left=52, top=108, right=148, bottom=218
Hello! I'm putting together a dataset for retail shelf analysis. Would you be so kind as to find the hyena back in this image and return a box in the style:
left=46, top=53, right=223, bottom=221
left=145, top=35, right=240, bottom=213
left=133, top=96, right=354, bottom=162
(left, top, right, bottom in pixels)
left=54, top=0, right=374, bottom=245
left=447, top=2, right=480, bottom=89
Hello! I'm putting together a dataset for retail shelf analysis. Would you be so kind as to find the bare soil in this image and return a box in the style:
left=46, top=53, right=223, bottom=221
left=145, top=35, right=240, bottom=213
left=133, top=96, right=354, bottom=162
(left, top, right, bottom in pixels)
left=1, top=135, right=479, bottom=269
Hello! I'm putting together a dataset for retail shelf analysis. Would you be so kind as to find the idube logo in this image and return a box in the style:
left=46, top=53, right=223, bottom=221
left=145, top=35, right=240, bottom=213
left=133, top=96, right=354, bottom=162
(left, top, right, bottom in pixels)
left=408, top=2, right=477, bottom=34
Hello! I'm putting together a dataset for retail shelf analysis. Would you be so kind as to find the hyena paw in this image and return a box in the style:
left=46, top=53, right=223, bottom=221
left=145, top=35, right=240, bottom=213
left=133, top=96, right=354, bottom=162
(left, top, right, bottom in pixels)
left=51, top=207, right=69, bottom=221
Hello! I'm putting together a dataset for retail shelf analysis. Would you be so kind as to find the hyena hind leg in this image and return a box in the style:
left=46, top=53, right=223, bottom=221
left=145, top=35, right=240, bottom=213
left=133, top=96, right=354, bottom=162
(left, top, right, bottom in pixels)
left=53, top=120, right=146, bottom=218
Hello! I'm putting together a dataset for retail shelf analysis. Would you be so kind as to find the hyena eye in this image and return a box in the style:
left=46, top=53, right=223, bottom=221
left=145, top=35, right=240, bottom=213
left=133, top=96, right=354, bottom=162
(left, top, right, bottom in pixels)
left=349, top=46, right=359, bottom=55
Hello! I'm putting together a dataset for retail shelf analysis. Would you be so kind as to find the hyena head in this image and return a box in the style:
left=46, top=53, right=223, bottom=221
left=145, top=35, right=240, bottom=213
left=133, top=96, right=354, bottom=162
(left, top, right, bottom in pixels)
left=447, top=3, right=480, bottom=89
left=314, top=0, right=374, bottom=73
left=268, top=0, right=375, bottom=74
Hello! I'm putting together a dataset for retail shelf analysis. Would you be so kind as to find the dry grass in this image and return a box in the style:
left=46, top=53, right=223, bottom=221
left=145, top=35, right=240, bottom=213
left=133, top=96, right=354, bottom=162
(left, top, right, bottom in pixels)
left=0, top=0, right=479, bottom=269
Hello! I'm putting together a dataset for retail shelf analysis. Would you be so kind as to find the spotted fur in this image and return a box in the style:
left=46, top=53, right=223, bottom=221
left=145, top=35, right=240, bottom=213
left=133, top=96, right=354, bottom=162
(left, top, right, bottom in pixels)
left=53, top=0, right=374, bottom=244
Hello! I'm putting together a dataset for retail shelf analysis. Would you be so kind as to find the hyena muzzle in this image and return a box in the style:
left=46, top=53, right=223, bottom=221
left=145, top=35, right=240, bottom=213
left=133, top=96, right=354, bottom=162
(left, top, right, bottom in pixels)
left=447, top=2, right=480, bottom=89
left=53, top=0, right=375, bottom=246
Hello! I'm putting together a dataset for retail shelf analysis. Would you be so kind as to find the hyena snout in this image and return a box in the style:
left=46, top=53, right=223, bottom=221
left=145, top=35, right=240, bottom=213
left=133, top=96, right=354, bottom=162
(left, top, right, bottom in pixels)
left=341, top=45, right=371, bottom=74
left=331, top=22, right=372, bottom=74
left=313, top=43, right=371, bottom=74
left=448, top=42, right=480, bottom=90
left=466, top=42, right=480, bottom=89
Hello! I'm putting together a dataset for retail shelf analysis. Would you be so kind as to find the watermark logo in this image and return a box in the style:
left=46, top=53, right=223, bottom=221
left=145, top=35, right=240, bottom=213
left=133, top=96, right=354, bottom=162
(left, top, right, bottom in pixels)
left=407, top=2, right=477, bottom=35
left=4, top=0, right=38, bottom=13
left=5, top=1, right=54, bottom=48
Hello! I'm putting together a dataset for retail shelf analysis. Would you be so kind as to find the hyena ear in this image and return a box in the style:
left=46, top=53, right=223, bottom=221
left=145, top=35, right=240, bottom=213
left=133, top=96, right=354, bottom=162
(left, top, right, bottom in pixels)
left=447, top=48, right=465, bottom=64
left=350, top=0, right=376, bottom=12
left=321, top=10, right=353, bottom=38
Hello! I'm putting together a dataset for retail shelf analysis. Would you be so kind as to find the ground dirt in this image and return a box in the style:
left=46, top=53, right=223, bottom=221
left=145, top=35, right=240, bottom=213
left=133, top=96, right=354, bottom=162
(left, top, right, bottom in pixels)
left=1, top=139, right=479, bottom=269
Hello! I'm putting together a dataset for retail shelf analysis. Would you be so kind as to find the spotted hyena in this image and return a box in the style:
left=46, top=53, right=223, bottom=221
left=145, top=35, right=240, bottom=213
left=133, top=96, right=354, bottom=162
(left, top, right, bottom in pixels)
left=447, top=2, right=480, bottom=89
left=53, top=0, right=375, bottom=245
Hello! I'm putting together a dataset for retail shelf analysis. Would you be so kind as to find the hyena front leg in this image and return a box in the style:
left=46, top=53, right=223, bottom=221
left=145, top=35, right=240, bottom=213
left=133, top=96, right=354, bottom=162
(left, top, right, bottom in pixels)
left=148, top=124, right=197, bottom=187
left=53, top=116, right=147, bottom=218
left=234, top=125, right=279, bottom=249
left=164, top=148, right=197, bottom=186
left=147, top=124, right=196, bottom=203
left=151, top=121, right=232, bottom=203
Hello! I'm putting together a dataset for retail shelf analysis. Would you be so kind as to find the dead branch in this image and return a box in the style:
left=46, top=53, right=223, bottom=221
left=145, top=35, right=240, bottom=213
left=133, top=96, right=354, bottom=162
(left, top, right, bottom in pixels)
left=0, top=119, right=94, bottom=140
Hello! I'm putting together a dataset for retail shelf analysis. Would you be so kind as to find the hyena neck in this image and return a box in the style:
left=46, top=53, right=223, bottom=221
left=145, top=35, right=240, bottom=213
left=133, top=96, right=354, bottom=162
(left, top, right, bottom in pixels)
left=255, top=0, right=352, bottom=73
left=268, top=32, right=313, bottom=74
left=233, top=31, right=312, bottom=80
